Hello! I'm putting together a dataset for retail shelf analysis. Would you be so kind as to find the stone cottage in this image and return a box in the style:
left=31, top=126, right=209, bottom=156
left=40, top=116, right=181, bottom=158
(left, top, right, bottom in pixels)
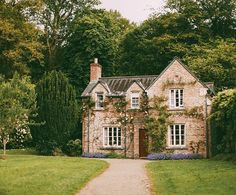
left=81, top=58, right=214, bottom=158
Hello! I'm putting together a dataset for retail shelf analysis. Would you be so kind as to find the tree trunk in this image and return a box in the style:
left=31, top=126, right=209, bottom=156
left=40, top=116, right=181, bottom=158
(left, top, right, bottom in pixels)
left=3, top=138, right=7, bottom=157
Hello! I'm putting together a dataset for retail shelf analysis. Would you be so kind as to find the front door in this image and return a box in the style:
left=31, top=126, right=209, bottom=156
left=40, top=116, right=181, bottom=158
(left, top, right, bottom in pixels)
left=139, top=129, right=148, bottom=157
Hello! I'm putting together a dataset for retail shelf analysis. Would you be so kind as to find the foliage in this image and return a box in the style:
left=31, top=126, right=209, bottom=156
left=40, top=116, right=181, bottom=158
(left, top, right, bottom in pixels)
left=64, top=139, right=82, bottom=156
left=144, top=96, right=171, bottom=153
left=210, top=89, right=236, bottom=155
left=166, top=0, right=236, bottom=38
left=0, top=155, right=108, bottom=195
left=62, top=9, right=134, bottom=96
left=147, top=160, right=236, bottom=194
left=185, top=39, right=236, bottom=90
left=189, top=141, right=206, bottom=154
left=7, top=126, right=32, bottom=149
left=0, top=1, right=44, bottom=79
left=147, top=153, right=203, bottom=160
left=32, top=71, right=79, bottom=155
left=118, top=13, right=198, bottom=76
left=33, top=0, right=100, bottom=70
left=0, top=73, right=36, bottom=156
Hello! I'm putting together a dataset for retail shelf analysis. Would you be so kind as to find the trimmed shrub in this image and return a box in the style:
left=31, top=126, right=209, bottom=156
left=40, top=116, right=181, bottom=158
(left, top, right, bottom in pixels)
left=63, top=139, right=82, bottom=156
left=147, top=153, right=203, bottom=160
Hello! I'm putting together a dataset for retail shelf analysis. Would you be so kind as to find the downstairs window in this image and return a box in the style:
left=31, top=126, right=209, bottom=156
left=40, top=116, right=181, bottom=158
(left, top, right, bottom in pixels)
left=103, top=127, right=121, bottom=147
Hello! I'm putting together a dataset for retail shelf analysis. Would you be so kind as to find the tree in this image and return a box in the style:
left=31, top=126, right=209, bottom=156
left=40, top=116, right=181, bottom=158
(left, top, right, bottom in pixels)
left=32, top=71, right=79, bottom=155
left=0, top=73, right=36, bottom=157
left=210, top=89, right=236, bottom=155
left=184, top=39, right=236, bottom=91
left=34, top=0, right=100, bottom=70
left=62, top=9, right=134, bottom=95
left=118, top=13, right=200, bottom=76
left=0, top=1, right=44, bottom=79
left=166, top=0, right=236, bottom=38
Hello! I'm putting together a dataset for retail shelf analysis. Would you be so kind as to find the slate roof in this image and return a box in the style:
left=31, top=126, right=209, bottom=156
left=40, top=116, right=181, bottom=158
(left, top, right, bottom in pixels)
left=81, top=58, right=215, bottom=97
left=81, top=75, right=158, bottom=97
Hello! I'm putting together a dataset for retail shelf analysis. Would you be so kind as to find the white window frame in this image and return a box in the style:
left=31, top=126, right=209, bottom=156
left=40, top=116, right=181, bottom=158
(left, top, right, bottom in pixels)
left=96, top=92, right=104, bottom=109
left=169, top=124, right=186, bottom=147
left=169, top=89, right=184, bottom=108
left=103, top=127, right=122, bottom=147
left=131, top=93, right=139, bottom=109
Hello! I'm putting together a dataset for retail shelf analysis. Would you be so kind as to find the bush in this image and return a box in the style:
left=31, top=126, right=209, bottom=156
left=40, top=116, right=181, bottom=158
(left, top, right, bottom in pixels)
left=212, top=153, right=236, bottom=162
left=63, top=139, right=82, bottom=156
left=147, top=153, right=203, bottom=160
left=35, top=140, right=59, bottom=155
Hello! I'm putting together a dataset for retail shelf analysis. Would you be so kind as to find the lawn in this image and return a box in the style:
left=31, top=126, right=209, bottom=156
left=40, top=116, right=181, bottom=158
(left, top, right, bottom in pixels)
left=147, top=160, right=236, bottom=195
left=0, top=153, right=108, bottom=195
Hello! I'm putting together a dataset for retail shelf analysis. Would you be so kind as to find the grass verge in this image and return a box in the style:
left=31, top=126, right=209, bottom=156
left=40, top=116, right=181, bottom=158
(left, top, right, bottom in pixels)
left=0, top=155, right=108, bottom=195
left=147, top=160, right=236, bottom=195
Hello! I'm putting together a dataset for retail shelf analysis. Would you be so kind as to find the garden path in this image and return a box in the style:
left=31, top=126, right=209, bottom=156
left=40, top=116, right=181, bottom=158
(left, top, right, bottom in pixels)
left=77, top=159, right=151, bottom=195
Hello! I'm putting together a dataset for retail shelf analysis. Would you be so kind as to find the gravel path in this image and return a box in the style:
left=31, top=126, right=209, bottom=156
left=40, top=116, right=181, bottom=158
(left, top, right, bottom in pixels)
left=78, top=159, right=151, bottom=195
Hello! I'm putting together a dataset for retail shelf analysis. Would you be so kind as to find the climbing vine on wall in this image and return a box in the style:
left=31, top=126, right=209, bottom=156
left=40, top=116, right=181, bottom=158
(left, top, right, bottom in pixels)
left=144, top=96, right=171, bottom=153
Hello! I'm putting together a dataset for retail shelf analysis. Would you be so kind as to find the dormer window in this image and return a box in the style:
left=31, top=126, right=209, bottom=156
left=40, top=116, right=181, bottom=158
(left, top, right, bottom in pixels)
left=96, top=92, right=104, bottom=109
left=131, top=93, right=139, bottom=109
left=170, top=89, right=184, bottom=108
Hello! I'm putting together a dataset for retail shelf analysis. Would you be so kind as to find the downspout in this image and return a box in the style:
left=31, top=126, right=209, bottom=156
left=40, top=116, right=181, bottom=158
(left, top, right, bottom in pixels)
left=205, top=94, right=209, bottom=158
left=124, top=104, right=127, bottom=158
left=87, top=109, right=91, bottom=153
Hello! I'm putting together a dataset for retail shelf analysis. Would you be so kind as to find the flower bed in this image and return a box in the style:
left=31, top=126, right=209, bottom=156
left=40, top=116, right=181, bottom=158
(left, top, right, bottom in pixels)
left=147, top=153, right=203, bottom=160
left=82, top=153, right=108, bottom=158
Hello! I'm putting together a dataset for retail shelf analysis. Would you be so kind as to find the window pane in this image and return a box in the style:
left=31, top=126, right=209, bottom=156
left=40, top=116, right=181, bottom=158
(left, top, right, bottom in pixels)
left=170, top=90, right=174, bottom=107
left=180, top=90, right=183, bottom=106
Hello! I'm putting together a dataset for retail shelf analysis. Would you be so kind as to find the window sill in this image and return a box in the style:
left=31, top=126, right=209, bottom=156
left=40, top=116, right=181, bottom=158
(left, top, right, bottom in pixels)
left=166, top=146, right=188, bottom=150
left=93, top=108, right=104, bottom=111
left=168, top=108, right=185, bottom=111
left=100, top=147, right=124, bottom=150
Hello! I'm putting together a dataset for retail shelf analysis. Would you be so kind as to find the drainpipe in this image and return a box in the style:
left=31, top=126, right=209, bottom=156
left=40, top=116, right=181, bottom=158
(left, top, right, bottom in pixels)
left=205, top=94, right=209, bottom=158
left=87, top=109, right=91, bottom=153
left=124, top=103, right=127, bottom=158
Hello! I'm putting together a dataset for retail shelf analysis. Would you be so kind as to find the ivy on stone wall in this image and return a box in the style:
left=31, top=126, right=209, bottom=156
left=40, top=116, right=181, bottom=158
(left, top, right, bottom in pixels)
left=144, top=96, right=171, bottom=153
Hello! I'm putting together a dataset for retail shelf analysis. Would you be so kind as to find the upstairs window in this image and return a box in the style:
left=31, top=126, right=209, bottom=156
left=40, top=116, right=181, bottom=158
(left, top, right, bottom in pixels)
left=96, top=92, right=104, bottom=109
left=103, top=127, right=121, bottom=147
left=170, top=89, right=184, bottom=108
left=131, top=93, right=139, bottom=109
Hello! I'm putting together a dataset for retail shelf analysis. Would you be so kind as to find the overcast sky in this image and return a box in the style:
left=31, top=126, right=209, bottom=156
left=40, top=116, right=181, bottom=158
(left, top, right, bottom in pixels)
left=99, top=0, right=165, bottom=23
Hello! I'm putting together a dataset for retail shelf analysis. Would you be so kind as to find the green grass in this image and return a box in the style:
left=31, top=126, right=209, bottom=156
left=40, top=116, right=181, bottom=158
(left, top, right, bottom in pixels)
left=0, top=148, right=38, bottom=155
left=147, top=160, right=236, bottom=195
left=0, top=155, right=108, bottom=195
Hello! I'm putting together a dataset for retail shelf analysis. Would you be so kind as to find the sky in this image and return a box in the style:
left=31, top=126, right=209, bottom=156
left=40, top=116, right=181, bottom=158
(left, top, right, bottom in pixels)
left=99, top=0, right=165, bottom=23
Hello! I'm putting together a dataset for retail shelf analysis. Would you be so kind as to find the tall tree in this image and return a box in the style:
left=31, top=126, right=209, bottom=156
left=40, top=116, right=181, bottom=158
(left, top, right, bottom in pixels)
left=62, top=9, right=134, bottom=95
left=184, top=38, right=236, bottom=91
left=166, top=0, right=236, bottom=38
left=118, top=13, right=200, bottom=76
left=32, top=71, right=79, bottom=155
left=35, top=0, right=100, bottom=70
left=0, top=73, right=36, bottom=157
left=0, top=1, right=44, bottom=79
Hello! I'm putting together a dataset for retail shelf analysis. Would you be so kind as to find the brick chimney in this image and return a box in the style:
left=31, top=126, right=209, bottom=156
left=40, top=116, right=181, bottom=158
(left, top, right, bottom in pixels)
left=90, top=58, right=102, bottom=82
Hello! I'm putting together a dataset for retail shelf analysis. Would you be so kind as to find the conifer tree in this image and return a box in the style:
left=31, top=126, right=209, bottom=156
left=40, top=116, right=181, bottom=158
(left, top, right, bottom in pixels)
left=32, top=71, right=79, bottom=154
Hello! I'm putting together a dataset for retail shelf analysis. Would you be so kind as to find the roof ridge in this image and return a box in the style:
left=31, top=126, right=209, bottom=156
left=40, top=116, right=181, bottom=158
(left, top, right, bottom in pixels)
left=100, top=75, right=159, bottom=79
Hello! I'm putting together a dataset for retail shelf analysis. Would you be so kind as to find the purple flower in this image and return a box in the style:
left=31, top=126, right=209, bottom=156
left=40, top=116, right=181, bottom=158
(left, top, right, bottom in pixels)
left=147, top=153, right=202, bottom=160
left=82, top=153, right=108, bottom=158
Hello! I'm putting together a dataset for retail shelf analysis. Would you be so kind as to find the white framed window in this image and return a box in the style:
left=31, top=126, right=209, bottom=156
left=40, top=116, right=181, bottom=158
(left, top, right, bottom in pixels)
left=170, top=89, right=184, bottom=108
left=103, top=127, right=121, bottom=147
left=169, top=124, right=185, bottom=147
left=131, top=93, right=139, bottom=109
left=96, top=92, right=104, bottom=109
